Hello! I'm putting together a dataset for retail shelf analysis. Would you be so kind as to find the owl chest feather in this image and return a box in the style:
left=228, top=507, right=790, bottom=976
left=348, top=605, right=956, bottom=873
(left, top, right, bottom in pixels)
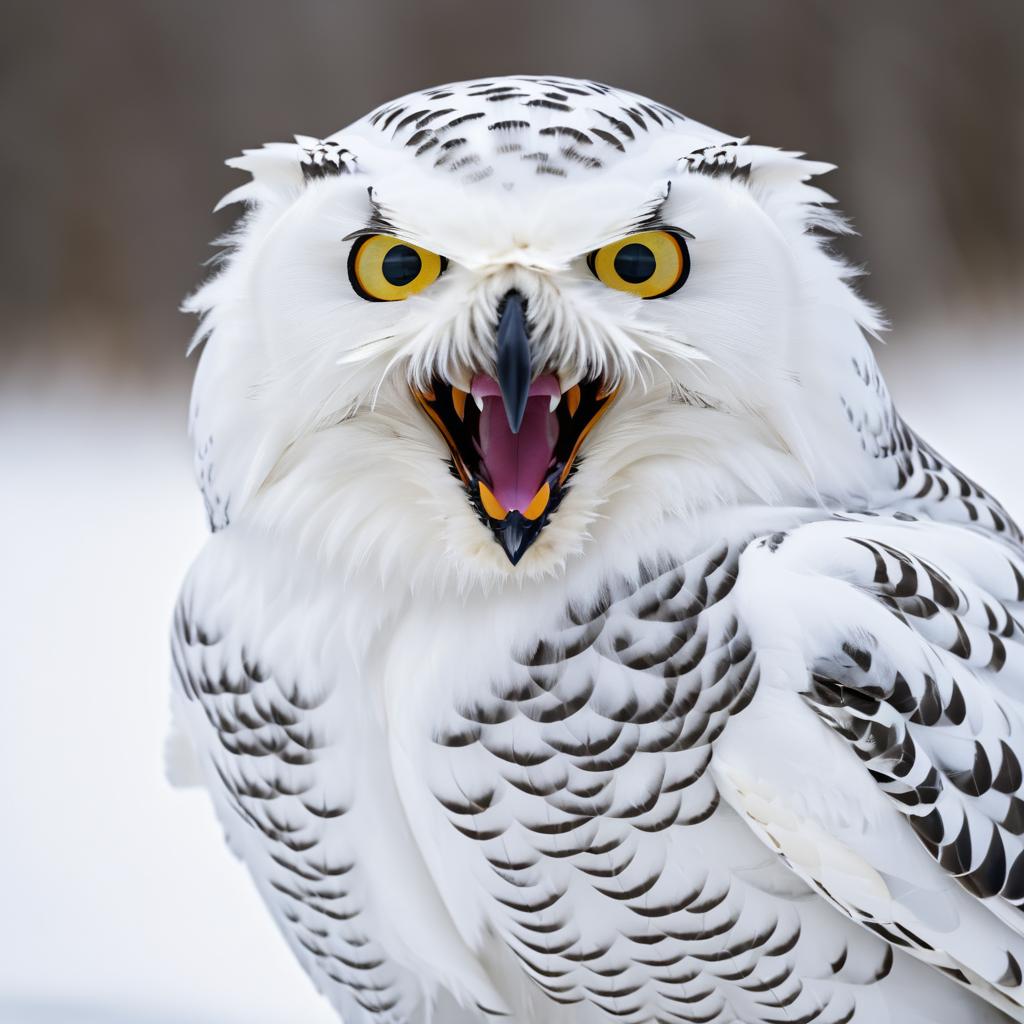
left=385, top=529, right=891, bottom=1023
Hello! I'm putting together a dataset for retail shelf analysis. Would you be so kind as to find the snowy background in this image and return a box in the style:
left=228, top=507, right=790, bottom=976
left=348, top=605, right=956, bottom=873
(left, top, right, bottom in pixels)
left=0, top=379, right=338, bottom=1024
left=2, top=3, right=1022, bottom=1022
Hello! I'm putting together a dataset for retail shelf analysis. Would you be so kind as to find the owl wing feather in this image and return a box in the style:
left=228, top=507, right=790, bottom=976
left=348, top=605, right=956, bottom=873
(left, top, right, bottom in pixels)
left=171, top=529, right=508, bottom=1024
left=717, top=514, right=1024, bottom=1020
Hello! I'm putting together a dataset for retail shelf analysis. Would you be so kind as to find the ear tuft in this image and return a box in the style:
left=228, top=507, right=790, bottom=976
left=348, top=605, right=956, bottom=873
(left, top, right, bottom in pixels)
left=681, top=141, right=841, bottom=233
left=216, top=136, right=360, bottom=212
left=737, top=144, right=846, bottom=237
left=740, top=145, right=836, bottom=202
left=217, top=141, right=307, bottom=210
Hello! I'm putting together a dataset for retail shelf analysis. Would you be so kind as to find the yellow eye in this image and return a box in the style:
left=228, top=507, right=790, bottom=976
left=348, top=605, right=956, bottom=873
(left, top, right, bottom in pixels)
left=587, top=230, right=690, bottom=299
left=348, top=234, right=446, bottom=301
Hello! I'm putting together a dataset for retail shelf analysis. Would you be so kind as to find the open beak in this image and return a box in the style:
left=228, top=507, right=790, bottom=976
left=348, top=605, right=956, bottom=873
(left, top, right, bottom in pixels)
left=413, top=290, right=617, bottom=565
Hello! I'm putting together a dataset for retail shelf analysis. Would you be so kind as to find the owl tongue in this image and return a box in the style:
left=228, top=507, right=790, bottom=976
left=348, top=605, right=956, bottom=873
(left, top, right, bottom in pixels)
left=473, top=373, right=560, bottom=514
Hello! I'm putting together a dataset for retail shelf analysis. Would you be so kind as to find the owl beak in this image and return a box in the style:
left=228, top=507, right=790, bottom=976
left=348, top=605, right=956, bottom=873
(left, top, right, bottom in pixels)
left=490, top=511, right=541, bottom=566
left=412, top=374, right=618, bottom=567
left=410, top=280, right=619, bottom=568
left=495, top=290, right=531, bottom=434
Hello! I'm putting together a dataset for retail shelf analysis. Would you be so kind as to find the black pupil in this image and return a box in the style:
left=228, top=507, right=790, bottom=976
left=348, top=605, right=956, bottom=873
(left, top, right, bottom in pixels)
left=381, top=244, right=422, bottom=286
left=614, top=243, right=656, bottom=283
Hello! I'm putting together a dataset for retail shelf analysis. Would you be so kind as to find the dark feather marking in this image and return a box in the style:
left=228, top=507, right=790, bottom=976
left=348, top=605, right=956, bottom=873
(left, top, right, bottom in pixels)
left=995, top=741, right=1023, bottom=793
left=495, top=889, right=566, bottom=914
left=513, top=917, right=568, bottom=934
left=626, top=891, right=701, bottom=918
left=436, top=790, right=496, bottom=816
left=574, top=850, right=637, bottom=879
left=445, top=112, right=486, bottom=128
left=664, top=910, right=743, bottom=942
left=525, top=99, right=572, bottom=112
left=524, top=814, right=593, bottom=836
left=414, top=108, right=455, bottom=128
left=434, top=724, right=482, bottom=748
left=468, top=85, right=525, bottom=97
left=512, top=931, right=578, bottom=957
left=948, top=742, right=992, bottom=797
left=451, top=820, right=508, bottom=841
left=504, top=772, right=570, bottom=798
left=507, top=946, right=570, bottom=978
left=486, top=854, right=538, bottom=872
left=594, top=872, right=661, bottom=901
left=594, top=109, right=635, bottom=140
left=392, top=109, right=430, bottom=134
left=1002, top=850, right=1024, bottom=900
left=622, top=107, right=648, bottom=131
left=737, top=961, right=794, bottom=993
left=1000, top=952, right=1023, bottom=987
left=562, top=943, right=614, bottom=962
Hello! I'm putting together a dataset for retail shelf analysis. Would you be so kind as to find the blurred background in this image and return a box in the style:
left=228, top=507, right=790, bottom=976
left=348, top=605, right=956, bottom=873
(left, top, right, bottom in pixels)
left=2, top=2, right=1022, bottom=1021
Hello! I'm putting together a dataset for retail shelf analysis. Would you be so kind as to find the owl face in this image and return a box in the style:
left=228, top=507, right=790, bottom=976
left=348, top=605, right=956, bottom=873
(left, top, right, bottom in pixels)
left=192, top=78, right=874, bottom=587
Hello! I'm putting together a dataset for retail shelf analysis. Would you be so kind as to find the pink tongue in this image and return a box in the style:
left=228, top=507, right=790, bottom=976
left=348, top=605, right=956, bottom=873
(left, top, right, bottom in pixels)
left=476, top=374, right=558, bottom=512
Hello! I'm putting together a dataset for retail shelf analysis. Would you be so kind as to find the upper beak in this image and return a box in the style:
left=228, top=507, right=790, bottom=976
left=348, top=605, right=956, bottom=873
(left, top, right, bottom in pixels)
left=495, top=290, right=531, bottom=434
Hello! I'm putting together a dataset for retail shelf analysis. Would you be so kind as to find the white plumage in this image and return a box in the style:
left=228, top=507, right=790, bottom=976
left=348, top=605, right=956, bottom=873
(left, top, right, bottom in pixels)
left=171, top=76, right=1024, bottom=1023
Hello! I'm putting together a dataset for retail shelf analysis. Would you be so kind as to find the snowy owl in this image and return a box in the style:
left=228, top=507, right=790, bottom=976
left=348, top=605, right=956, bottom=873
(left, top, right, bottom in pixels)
left=171, top=77, right=1024, bottom=1024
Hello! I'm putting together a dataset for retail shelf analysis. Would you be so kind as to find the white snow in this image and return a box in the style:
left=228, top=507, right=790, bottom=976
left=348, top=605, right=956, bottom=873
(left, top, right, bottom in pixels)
left=0, top=378, right=336, bottom=1024
left=0, top=316, right=1020, bottom=1022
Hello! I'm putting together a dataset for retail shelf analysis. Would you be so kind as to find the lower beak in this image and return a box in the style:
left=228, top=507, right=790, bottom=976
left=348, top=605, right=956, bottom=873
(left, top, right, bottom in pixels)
left=489, top=510, right=544, bottom=566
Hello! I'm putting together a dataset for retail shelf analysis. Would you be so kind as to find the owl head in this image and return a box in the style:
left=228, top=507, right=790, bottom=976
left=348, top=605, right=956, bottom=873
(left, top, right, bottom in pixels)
left=187, top=76, right=886, bottom=592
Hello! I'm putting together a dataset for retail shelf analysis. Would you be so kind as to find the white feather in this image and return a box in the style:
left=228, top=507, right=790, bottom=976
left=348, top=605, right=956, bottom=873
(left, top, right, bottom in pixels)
left=171, top=75, right=1023, bottom=1023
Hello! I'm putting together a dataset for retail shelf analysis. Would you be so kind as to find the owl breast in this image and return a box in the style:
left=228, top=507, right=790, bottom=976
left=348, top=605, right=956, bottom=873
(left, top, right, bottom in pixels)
left=405, top=536, right=891, bottom=1024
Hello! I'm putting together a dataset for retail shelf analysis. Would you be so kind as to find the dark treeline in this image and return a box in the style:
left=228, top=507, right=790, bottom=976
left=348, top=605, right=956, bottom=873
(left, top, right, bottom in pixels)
left=2, top=0, right=1021, bottom=376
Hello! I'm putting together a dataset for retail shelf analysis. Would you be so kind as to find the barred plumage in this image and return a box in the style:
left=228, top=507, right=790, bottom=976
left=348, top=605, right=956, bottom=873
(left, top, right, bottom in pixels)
left=171, top=76, right=1024, bottom=1023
